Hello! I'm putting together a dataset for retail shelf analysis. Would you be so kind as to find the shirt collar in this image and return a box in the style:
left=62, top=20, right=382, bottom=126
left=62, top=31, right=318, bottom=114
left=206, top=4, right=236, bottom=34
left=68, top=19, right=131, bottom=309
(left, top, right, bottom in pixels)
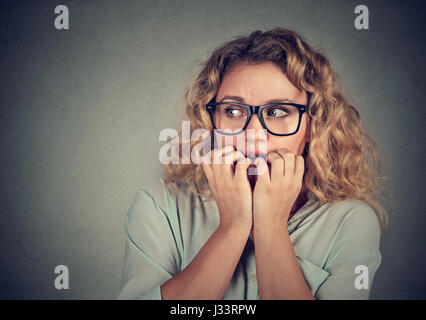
left=287, top=190, right=321, bottom=227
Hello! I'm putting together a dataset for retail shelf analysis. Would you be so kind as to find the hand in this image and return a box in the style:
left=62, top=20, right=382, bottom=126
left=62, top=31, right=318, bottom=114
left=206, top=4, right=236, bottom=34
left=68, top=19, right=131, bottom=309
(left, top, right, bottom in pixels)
left=202, top=145, right=253, bottom=232
left=252, top=149, right=305, bottom=231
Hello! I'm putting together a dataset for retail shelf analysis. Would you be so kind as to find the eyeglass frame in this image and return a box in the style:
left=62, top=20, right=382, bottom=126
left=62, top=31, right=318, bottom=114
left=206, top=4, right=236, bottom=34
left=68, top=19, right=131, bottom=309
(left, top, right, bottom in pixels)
left=205, top=100, right=308, bottom=136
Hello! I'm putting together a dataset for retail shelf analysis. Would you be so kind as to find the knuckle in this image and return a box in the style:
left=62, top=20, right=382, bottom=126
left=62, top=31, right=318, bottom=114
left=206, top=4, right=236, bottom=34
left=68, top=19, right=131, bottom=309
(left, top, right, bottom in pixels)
left=233, top=150, right=242, bottom=161
left=264, top=184, right=273, bottom=193
left=267, top=152, right=279, bottom=160
left=236, top=150, right=245, bottom=160
left=235, top=159, right=247, bottom=167
left=222, top=145, right=234, bottom=155
left=284, top=152, right=295, bottom=159
left=231, top=183, right=240, bottom=193
left=202, top=152, right=211, bottom=163
left=272, top=157, right=283, bottom=165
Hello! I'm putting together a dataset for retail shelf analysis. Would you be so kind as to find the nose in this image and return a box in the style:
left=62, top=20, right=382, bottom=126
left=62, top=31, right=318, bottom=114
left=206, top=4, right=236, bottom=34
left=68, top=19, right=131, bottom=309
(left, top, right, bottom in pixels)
left=245, top=114, right=267, bottom=140
left=245, top=114, right=264, bottom=131
left=244, top=114, right=268, bottom=156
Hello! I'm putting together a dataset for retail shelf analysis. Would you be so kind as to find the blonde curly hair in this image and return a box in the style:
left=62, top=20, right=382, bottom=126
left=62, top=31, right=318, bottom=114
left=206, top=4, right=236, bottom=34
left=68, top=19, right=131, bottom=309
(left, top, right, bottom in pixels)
left=163, top=28, right=389, bottom=233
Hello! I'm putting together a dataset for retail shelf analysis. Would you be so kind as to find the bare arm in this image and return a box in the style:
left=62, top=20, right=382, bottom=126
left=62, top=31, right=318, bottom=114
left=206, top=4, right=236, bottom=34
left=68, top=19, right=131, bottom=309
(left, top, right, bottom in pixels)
left=252, top=151, right=314, bottom=299
left=254, top=224, right=314, bottom=300
left=161, top=224, right=250, bottom=300
left=161, top=145, right=253, bottom=300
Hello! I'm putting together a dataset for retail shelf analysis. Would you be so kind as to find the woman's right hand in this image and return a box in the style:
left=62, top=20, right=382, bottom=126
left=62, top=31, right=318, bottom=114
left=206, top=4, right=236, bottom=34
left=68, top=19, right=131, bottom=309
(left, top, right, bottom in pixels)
left=201, top=145, right=253, bottom=232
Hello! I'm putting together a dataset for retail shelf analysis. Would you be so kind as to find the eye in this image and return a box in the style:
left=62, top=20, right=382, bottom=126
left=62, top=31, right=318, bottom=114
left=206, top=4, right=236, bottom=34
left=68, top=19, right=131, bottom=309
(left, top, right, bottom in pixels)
left=224, top=106, right=246, bottom=118
left=266, top=107, right=289, bottom=117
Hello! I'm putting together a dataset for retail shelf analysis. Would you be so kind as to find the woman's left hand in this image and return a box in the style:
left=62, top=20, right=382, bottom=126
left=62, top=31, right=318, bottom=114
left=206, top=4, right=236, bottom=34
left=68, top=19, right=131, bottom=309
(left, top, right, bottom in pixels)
left=252, top=149, right=305, bottom=231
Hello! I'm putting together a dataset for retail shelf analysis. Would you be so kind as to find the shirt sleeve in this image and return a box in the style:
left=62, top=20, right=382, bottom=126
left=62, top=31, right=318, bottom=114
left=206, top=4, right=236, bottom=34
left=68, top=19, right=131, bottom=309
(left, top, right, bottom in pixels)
left=314, top=201, right=382, bottom=299
left=116, top=185, right=182, bottom=300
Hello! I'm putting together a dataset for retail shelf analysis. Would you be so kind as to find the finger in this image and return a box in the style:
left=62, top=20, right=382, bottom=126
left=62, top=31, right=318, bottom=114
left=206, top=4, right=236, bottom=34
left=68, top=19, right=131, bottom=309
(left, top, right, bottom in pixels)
left=233, top=150, right=246, bottom=166
left=276, top=149, right=295, bottom=176
left=211, top=145, right=235, bottom=183
left=267, top=152, right=284, bottom=183
left=234, top=156, right=251, bottom=181
left=192, top=130, right=212, bottom=164
left=212, top=145, right=235, bottom=165
left=201, top=150, right=213, bottom=182
left=222, top=150, right=245, bottom=177
left=284, top=151, right=296, bottom=175
left=222, top=145, right=237, bottom=165
left=294, top=155, right=305, bottom=178
left=218, top=145, right=236, bottom=179
left=254, top=157, right=269, bottom=185
left=210, top=145, right=230, bottom=179
left=201, top=149, right=212, bottom=165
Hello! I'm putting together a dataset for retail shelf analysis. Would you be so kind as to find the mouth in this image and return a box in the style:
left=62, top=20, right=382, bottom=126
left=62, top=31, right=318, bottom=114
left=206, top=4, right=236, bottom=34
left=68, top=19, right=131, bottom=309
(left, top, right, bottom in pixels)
left=246, top=152, right=267, bottom=164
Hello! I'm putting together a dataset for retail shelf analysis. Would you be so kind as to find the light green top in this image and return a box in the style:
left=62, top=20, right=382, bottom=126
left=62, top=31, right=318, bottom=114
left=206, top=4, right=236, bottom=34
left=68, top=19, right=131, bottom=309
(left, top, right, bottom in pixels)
left=117, top=178, right=382, bottom=300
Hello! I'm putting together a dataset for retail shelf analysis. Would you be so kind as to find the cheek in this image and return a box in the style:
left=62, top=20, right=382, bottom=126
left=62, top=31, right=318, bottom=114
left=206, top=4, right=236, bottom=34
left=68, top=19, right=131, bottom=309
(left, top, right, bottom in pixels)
left=214, top=133, right=244, bottom=149
left=214, top=132, right=306, bottom=155
left=267, top=114, right=310, bottom=155
left=267, top=135, right=305, bottom=155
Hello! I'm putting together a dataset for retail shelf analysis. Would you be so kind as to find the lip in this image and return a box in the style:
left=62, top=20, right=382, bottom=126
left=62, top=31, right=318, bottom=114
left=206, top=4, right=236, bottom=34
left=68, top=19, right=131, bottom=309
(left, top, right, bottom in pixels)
left=245, top=142, right=267, bottom=153
left=245, top=152, right=267, bottom=158
left=246, top=154, right=268, bottom=165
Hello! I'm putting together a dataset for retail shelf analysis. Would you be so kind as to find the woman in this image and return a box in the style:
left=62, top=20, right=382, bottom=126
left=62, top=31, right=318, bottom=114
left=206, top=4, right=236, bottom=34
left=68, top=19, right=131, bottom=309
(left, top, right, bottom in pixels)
left=117, top=28, right=388, bottom=300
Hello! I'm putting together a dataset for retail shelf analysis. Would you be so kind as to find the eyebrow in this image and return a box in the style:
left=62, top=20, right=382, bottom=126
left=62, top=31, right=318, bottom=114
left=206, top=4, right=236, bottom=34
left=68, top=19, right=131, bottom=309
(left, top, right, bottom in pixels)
left=219, top=95, right=295, bottom=104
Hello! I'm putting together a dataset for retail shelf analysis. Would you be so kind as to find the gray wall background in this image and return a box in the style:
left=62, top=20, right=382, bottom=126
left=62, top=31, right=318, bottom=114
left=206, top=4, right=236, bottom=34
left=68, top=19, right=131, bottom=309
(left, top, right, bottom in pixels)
left=0, top=0, right=425, bottom=299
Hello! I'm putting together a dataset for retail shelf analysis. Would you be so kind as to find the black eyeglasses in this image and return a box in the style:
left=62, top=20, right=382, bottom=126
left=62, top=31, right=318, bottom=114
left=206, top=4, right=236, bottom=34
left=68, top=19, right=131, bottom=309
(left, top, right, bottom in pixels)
left=205, top=101, right=308, bottom=136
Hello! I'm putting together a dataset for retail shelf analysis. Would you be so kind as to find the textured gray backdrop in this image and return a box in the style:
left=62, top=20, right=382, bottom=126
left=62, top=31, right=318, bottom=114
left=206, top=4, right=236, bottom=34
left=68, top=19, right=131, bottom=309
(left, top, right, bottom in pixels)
left=0, top=0, right=425, bottom=299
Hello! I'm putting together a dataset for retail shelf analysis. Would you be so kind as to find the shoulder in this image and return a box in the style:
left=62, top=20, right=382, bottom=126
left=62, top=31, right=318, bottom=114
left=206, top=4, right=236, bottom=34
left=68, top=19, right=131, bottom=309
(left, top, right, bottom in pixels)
left=301, top=198, right=381, bottom=242
left=321, top=198, right=382, bottom=245
left=327, top=199, right=380, bottom=229
left=136, top=177, right=183, bottom=208
left=125, top=178, right=171, bottom=226
left=137, top=178, right=169, bottom=212
left=125, top=177, right=188, bottom=237
left=135, top=177, right=195, bottom=216
left=306, top=197, right=380, bottom=228
left=299, top=197, right=382, bottom=242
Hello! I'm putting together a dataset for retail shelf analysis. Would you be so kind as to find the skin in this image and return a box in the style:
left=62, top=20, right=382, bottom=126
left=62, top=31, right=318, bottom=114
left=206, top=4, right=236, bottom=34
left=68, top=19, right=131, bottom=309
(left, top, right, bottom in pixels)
left=201, top=61, right=315, bottom=299
left=212, top=61, right=311, bottom=227
left=215, top=61, right=310, bottom=160
left=161, top=63, right=313, bottom=300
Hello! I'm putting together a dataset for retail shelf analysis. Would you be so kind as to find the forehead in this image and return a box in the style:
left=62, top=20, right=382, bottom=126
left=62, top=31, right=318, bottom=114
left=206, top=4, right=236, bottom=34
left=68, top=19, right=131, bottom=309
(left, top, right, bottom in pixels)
left=217, top=61, right=306, bottom=103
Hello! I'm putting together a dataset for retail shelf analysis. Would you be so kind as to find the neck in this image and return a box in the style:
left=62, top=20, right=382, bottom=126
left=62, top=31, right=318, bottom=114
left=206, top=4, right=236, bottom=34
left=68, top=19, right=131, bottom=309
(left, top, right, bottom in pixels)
left=289, top=185, right=308, bottom=219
